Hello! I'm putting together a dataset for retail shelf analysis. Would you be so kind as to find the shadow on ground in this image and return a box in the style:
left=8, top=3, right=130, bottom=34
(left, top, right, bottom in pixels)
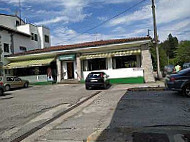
left=89, top=90, right=190, bottom=142
left=88, top=84, right=112, bottom=90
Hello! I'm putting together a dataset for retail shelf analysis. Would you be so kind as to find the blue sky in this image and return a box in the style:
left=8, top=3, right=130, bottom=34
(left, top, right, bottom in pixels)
left=0, top=0, right=190, bottom=46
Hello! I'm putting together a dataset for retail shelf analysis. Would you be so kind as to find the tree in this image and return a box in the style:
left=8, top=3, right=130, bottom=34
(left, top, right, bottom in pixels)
left=175, top=41, right=190, bottom=65
left=160, top=34, right=178, bottom=59
left=150, top=43, right=168, bottom=71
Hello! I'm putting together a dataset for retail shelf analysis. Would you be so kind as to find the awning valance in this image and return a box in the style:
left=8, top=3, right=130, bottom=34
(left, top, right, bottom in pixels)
left=4, top=58, right=55, bottom=69
left=80, top=49, right=141, bottom=60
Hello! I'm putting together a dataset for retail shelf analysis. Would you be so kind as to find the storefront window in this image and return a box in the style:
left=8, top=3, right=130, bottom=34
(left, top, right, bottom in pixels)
left=83, top=58, right=107, bottom=71
left=113, top=55, right=138, bottom=69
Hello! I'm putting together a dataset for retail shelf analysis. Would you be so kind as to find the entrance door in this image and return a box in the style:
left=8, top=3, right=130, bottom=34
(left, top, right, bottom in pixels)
left=67, top=62, right=74, bottom=79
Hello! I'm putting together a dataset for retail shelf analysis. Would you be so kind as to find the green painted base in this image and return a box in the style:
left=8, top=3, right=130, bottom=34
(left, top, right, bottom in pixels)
left=109, top=77, right=144, bottom=84
left=30, top=81, right=55, bottom=85
left=80, top=77, right=144, bottom=84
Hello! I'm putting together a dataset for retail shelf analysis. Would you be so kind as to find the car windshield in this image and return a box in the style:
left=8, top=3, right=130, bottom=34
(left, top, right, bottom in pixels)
left=88, top=73, right=103, bottom=78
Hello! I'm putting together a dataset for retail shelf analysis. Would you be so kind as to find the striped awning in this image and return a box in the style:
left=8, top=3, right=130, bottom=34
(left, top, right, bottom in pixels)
left=80, top=49, right=141, bottom=60
left=4, top=58, right=55, bottom=69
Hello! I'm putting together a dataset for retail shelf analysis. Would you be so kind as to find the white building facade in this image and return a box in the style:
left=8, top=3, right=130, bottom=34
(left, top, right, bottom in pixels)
left=0, top=14, right=51, bottom=75
left=4, top=37, right=155, bottom=84
left=0, top=14, right=51, bottom=58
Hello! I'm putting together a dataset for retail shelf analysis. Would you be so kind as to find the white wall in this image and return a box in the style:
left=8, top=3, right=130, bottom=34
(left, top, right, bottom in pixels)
left=17, top=24, right=30, bottom=35
left=0, top=30, right=11, bottom=58
left=83, top=68, right=144, bottom=80
left=82, top=55, right=143, bottom=80
left=0, top=14, right=51, bottom=53
left=37, top=26, right=51, bottom=49
left=0, top=15, right=24, bottom=30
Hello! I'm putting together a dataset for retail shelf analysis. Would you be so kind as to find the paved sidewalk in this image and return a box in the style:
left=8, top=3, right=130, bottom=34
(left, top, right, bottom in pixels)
left=108, top=81, right=165, bottom=91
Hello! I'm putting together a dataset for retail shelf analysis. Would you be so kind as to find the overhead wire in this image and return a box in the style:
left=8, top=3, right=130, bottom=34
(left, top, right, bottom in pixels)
left=57, top=0, right=148, bottom=45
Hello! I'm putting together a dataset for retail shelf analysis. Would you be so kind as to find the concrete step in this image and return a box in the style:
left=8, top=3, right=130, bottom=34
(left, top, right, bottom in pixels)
left=59, top=79, right=80, bottom=84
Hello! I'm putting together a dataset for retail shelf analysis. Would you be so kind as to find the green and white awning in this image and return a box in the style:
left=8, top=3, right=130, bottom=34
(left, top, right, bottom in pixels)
left=4, top=58, right=55, bottom=69
left=80, top=49, right=141, bottom=60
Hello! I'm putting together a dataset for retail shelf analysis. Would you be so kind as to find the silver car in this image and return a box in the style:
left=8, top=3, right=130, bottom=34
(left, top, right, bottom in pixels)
left=0, top=76, right=29, bottom=91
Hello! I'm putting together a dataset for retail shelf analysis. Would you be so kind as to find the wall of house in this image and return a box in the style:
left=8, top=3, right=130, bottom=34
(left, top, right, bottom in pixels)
left=13, top=34, right=37, bottom=53
left=82, top=55, right=144, bottom=83
left=17, top=24, right=30, bottom=35
left=37, top=26, right=51, bottom=49
left=0, top=15, right=24, bottom=30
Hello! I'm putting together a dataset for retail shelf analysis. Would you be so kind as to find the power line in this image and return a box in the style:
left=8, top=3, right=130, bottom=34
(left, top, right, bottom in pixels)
left=57, top=0, right=147, bottom=45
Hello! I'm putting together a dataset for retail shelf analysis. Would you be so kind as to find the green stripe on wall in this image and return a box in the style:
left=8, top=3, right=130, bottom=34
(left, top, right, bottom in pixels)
left=109, top=77, right=144, bottom=84
left=80, top=77, right=144, bottom=84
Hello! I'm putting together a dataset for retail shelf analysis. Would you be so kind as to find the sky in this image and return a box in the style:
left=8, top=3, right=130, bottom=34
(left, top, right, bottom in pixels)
left=0, top=0, right=190, bottom=46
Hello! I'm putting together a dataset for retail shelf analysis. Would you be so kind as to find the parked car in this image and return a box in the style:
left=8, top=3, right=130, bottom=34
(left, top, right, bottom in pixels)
left=163, top=65, right=175, bottom=77
left=0, top=76, right=29, bottom=91
left=165, top=68, right=190, bottom=97
left=183, top=63, right=190, bottom=69
left=85, top=72, right=109, bottom=90
left=0, top=78, right=5, bottom=96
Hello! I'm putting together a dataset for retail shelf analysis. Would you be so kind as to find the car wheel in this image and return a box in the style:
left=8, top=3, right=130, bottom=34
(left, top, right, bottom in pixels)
left=5, top=85, right=10, bottom=91
left=24, top=83, right=29, bottom=88
left=0, top=89, right=4, bottom=96
left=85, top=85, right=90, bottom=90
left=183, top=84, right=190, bottom=97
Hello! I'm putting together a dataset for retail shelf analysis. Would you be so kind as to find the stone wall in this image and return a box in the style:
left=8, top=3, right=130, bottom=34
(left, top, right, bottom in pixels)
left=141, top=44, right=155, bottom=83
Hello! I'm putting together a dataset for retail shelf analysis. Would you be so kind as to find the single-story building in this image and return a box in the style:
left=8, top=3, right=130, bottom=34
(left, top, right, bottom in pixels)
left=4, top=36, right=155, bottom=83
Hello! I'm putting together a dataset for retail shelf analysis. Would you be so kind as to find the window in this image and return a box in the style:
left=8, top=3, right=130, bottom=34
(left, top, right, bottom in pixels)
left=31, top=33, right=34, bottom=40
left=14, top=77, right=21, bottom=81
left=6, top=77, right=14, bottom=81
left=20, top=46, right=27, bottom=52
left=84, top=58, right=107, bottom=71
left=4, top=43, right=9, bottom=52
left=16, top=20, right=20, bottom=26
left=35, top=34, right=38, bottom=41
left=45, top=35, right=49, bottom=43
left=112, top=55, right=137, bottom=69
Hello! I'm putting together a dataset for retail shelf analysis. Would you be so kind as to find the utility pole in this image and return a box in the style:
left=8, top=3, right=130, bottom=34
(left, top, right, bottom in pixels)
left=151, top=0, right=162, bottom=79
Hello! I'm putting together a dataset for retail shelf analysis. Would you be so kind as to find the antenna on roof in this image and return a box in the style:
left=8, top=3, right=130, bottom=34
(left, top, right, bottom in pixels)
left=18, top=0, right=22, bottom=23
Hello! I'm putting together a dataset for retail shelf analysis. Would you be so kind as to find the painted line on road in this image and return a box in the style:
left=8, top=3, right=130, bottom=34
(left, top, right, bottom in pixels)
left=11, top=91, right=102, bottom=142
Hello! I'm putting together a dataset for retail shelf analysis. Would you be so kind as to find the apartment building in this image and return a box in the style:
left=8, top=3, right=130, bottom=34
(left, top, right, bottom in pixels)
left=0, top=14, right=51, bottom=57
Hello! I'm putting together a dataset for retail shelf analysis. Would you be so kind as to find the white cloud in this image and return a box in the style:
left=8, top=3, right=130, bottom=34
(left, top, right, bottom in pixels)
left=156, top=0, right=190, bottom=24
left=108, top=5, right=151, bottom=26
left=158, top=18, right=190, bottom=41
left=3, top=0, right=90, bottom=25
left=35, top=16, right=68, bottom=25
left=97, top=16, right=108, bottom=21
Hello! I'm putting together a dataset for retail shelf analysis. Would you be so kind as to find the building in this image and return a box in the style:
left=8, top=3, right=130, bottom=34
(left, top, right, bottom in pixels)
left=0, top=14, right=50, bottom=57
left=0, top=13, right=51, bottom=75
left=4, top=36, right=155, bottom=83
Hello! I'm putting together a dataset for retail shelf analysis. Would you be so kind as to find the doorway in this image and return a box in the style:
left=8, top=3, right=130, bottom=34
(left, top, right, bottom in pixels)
left=67, top=62, right=74, bottom=79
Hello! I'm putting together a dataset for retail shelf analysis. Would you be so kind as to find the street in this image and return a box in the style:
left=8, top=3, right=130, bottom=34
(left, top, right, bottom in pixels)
left=0, top=83, right=190, bottom=142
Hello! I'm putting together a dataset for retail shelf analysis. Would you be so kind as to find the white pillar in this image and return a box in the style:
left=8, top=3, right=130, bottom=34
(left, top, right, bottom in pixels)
left=76, top=54, right=81, bottom=81
left=56, top=58, right=61, bottom=82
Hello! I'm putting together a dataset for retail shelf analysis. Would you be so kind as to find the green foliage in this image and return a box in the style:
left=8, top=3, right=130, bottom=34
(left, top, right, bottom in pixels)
left=150, top=44, right=168, bottom=71
left=175, top=41, right=190, bottom=65
left=160, top=34, right=178, bottom=59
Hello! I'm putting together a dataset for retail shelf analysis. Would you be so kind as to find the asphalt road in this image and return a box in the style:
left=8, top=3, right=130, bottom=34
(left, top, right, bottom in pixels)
left=0, top=84, right=98, bottom=142
left=36, top=89, right=190, bottom=142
